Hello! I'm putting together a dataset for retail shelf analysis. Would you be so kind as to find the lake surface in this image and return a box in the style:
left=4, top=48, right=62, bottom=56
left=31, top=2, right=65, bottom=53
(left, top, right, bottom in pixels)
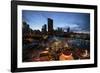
left=22, top=36, right=90, bottom=62
left=48, top=36, right=90, bottom=49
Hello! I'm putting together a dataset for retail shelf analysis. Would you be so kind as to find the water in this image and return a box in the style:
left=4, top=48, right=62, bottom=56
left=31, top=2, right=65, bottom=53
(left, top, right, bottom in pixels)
left=23, top=36, right=90, bottom=62
left=23, top=36, right=90, bottom=51
left=67, top=39, right=90, bottom=49
left=48, top=36, right=90, bottom=49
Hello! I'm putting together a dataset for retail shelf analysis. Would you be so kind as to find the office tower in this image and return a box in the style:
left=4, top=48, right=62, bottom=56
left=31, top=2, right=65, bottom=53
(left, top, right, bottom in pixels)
left=48, top=18, right=53, bottom=35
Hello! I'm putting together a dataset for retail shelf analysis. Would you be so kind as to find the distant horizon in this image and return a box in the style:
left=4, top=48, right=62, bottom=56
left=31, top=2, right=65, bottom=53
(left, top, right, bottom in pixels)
left=22, top=10, right=90, bottom=33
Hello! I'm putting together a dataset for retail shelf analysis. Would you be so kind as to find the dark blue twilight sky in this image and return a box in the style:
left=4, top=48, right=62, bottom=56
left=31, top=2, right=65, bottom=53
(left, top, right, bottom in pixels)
left=22, top=10, right=90, bottom=33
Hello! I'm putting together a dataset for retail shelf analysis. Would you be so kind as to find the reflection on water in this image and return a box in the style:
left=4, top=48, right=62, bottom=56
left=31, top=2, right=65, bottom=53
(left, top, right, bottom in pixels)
left=67, top=39, right=90, bottom=49
left=22, top=36, right=90, bottom=62
left=48, top=36, right=90, bottom=49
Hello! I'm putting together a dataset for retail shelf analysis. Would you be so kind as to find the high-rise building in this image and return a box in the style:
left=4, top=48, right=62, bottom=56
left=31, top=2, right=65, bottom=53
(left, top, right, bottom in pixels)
left=48, top=18, right=53, bottom=35
left=22, top=22, right=30, bottom=34
left=67, top=27, right=70, bottom=32
left=57, top=27, right=64, bottom=32
left=42, top=24, right=47, bottom=34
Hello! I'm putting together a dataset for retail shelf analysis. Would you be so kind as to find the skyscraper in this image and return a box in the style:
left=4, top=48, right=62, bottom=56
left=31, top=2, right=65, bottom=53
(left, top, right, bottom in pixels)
left=42, top=24, right=47, bottom=34
left=67, top=27, right=70, bottom=32
left=48, top=18, right=53, bottom=35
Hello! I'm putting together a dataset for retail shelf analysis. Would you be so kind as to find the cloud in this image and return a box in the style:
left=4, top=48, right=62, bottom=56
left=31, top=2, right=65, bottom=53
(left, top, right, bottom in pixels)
left=62, top=23, right=89, bottom=33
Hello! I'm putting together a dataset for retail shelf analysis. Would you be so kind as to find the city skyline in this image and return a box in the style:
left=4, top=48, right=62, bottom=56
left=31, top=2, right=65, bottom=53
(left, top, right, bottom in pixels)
left=22, top=10, right=90, bottom=33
